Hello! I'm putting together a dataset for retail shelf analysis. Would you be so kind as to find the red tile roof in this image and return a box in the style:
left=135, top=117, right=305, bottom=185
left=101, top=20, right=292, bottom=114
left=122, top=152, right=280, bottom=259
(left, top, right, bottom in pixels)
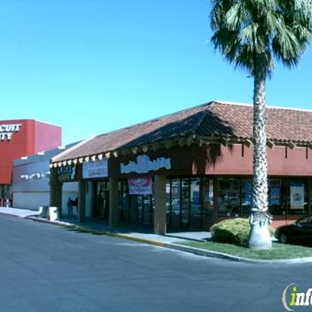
left=52, top=101, right=312, bottom=163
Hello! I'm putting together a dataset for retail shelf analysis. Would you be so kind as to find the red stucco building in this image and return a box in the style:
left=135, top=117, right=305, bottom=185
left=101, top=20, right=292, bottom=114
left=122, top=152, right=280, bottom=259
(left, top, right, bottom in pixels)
left=0, top=119, right=62, bottom=204
left=49, top=101, right=312, bottom=233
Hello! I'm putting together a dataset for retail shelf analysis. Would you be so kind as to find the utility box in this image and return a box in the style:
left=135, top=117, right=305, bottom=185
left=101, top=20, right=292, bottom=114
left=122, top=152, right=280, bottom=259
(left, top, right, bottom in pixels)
left=49, top=207, right=59, bottom=221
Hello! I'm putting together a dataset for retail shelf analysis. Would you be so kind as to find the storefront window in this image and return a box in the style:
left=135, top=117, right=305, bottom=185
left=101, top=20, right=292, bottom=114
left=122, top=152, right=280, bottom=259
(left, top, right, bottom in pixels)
left=268, top=179, right=284, bottom=216
left=217, top=178, right=252, bottom=217
left=143, top=195, right=153, bottom=225
left=289, top=180, right=307, bottom=215
left=190, top=178, right=201, bottom=230
left=217, top=178, right=241, bottom=217
left=134, top=195, right=142, bottom=222
left=241, top=179, right=252, bottom=217
left=166, top=177, right=214, bottom=231
left=120, top=180, right=130, bottom=221
left=268, top=178, right=308, bottom=216
left=170, top=179, right=181, bottom=229
left=135, top=195, right=153, bottom=225
left=181, top=179, right=190, bottom=228
left=119, top=179, right=154, bottom=225
left=214, top=177, right=309, bottom=218
left=166, top=180, right=171, bottom=225
left=217, top=177, right=309, bottom=217
left=202, top=178, right=214, bottom=213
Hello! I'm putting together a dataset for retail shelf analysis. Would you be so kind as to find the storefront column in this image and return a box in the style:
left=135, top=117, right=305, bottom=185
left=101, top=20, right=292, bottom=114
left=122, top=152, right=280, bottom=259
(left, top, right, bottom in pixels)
left=109, top=178, right=119, bottom=227
left=50, top=167, right=63, bottom=216
left=154, top=175, right=167, bottom=234
left=78, top=180, right=86, bottom=222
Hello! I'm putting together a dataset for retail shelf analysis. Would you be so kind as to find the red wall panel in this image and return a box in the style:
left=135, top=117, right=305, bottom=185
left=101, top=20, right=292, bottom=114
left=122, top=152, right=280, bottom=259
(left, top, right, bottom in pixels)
left=34, top=121, right=62, bottom=153
left=206, top=144, right=312, bottom=177
left=0, top=119, right=62, bottom=184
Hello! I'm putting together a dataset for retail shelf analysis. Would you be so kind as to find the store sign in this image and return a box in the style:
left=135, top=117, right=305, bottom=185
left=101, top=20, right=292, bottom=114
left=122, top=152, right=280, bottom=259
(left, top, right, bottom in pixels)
left=58, top=165, right=76, bottom=182
left=128, top=177, right=152, bottom=195
left=83, top=159, right=108, bottom=179
left=0, top=124, right=22, bottom=141
left=20, top=172, right=49, bottom=181
left=120, top=155, right=171, bottom=174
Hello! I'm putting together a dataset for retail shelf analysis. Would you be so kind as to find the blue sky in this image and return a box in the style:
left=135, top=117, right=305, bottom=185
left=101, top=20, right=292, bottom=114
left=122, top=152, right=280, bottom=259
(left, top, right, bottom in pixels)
left=0, top=0, right=312, bottom=145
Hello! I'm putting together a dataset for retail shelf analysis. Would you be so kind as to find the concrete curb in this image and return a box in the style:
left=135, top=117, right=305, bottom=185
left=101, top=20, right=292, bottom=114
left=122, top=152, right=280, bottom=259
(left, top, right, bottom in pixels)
left=163, top=243, right=312, bottom=264
left=63, top=226, right=312, bottom=264
left=44, top=219, right=312, bottom=264
left=108, top=233, right=167, bottom=248
left=5, top=212, right=312, bottom=264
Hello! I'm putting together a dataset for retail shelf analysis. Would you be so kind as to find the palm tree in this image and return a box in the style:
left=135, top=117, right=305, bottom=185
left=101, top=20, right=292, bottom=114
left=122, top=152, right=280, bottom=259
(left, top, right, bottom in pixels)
left=210, top=0, right=312, bottom=249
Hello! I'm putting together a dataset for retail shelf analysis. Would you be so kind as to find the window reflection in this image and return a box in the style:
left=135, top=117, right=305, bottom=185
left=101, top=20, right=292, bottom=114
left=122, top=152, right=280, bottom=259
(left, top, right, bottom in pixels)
left=217, top=178, right=252, bottom=217
left=119, top=180, right=154, bottom=225
left=268, top=179, right=308, bottom=216
left=166, top=177, right=214, bottom=231
left=120, top=176, right=310, bottom=231
left=217, top=178, right=241, bottom=217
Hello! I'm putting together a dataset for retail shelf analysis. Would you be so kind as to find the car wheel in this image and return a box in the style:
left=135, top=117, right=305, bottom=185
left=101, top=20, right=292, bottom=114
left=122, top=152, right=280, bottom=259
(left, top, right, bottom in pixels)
left=280, top=233, right=287, bottom=244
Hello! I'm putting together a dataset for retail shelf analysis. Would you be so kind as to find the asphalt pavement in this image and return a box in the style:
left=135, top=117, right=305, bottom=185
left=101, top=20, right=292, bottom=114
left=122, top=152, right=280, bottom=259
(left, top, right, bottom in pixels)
left=1, top=206, right=312, bottom=264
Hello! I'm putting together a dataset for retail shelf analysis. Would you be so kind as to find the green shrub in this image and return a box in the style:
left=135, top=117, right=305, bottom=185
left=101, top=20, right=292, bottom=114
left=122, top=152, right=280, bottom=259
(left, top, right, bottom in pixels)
left=210, top=218, right=275, bottom=247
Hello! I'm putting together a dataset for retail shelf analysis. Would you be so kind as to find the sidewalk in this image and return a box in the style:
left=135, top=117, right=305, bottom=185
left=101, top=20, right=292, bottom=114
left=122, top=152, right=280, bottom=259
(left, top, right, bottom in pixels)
left=1, top=206, right=312, bottom=264
left=0, top=206, right=211, bottom=243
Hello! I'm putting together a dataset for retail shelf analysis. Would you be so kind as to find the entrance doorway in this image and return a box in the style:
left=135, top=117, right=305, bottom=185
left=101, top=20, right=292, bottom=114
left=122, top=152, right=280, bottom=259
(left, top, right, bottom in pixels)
left=119, top=180, right=154, bottom=226
left=0, top=185, right=11, bottom=207
left=94, top=181, right=109, bottom=219
left=166, top=177, right=214, bottom=231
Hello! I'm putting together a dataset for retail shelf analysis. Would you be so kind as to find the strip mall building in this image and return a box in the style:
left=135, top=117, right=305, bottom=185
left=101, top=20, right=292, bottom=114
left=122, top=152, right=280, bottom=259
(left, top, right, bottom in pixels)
left=0, top=119, right=62, bottom=206
left=50, top=101, right=312, bottom=234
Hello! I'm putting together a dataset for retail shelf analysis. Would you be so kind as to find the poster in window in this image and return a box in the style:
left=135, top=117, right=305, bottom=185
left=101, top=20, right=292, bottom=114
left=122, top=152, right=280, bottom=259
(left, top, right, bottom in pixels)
left=270, top=186, right=281, bottom=205
left=290, top=183, right=304, bottom=209
left=128, top=177, right=152, bottom=195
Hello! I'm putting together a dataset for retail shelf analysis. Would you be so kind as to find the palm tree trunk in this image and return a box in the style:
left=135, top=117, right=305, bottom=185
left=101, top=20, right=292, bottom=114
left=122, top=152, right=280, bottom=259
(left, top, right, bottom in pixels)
left=248, top=55, right=272, bottom=249
left=253, top=62, right=268, bottom=212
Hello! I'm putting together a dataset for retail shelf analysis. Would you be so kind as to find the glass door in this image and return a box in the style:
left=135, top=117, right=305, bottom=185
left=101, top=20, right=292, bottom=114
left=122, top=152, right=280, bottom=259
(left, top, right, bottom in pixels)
left=170, top=179, right=181, bottom=229
left=95, top=181, right=109, bottom=219
left=181, top=178, right=190, bottom=229
left=190, top=178, right=201, bottom=230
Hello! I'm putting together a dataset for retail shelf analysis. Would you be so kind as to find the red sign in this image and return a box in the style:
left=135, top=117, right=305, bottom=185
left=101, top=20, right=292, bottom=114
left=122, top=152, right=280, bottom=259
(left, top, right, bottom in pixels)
left=128, top=177, right=152, bottom=195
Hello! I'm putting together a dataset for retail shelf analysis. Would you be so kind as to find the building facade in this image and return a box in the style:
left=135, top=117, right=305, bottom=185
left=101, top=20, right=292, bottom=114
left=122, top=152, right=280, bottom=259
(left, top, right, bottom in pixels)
left=12, top=144, right=79, bottom=211
left=0, top=119, right=62, bottom=206
left=49, top=101, right=312, bottom=233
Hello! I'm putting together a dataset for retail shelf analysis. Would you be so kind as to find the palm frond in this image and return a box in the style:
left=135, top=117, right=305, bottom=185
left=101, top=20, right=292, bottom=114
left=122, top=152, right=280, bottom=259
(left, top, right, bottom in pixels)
left=210, top=0, right=312, bottom=77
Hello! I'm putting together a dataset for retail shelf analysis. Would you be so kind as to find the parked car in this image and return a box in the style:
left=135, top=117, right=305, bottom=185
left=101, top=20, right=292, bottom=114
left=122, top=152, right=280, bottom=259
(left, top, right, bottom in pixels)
left=275, top=215, right=312, bottom=245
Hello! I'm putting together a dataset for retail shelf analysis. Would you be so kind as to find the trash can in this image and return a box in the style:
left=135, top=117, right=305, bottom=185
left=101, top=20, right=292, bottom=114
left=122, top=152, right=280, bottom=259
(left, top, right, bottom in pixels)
left=49, top=207, right=59, bottom=221
left=38, top=206, right=49, bottom=218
